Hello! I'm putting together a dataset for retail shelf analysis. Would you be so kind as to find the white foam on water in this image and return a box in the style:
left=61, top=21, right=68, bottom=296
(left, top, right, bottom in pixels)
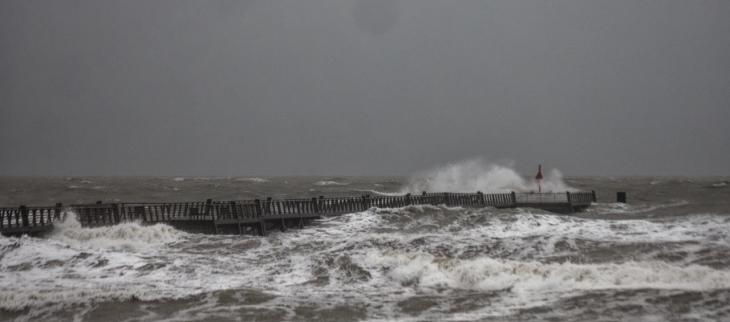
left=0, top=215, right=251, bottom=312
left=401, top=158, right=574, bottom=193
left=50, top=214, right=185, bottom=252
left=586, top=200, right=690, bottom=215
left=365, top=205, right=730, bottom=247
left=477, top=211, right=730, bottom=244
left=3, top=205, right=730, bottom=321
left=234, top=177, right=268, bottom=183
left=361, top=189, right=404, bottom=196
left=313, top=180, right=350, bottom=186
left=364, top=251, right=730, bottom=292
left=355, top=250, right=730, bottom=312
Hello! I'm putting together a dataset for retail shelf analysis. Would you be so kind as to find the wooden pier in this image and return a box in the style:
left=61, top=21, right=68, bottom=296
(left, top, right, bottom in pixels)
left=0, top=191, right=596, bottom=237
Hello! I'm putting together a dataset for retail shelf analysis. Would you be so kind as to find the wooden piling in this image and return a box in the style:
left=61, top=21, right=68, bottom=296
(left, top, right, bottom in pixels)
left=20, top=205, right=28, bottom=227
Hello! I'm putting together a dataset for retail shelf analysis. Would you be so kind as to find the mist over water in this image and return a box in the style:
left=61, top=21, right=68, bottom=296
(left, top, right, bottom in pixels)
left=1, top=173, right=730, bottom=321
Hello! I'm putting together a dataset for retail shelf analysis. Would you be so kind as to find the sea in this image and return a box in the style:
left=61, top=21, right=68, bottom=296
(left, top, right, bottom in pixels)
left=1, top=168, right=730, bottom=321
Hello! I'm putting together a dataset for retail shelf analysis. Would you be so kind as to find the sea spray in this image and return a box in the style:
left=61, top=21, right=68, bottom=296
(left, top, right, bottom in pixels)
left=400, top=158, right=574, bottom=193
left=50, top=212, right=185, bottom=252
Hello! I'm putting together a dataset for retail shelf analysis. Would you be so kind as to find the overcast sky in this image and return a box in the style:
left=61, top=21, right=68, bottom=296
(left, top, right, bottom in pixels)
left=1, top=0, right=728, bottom=176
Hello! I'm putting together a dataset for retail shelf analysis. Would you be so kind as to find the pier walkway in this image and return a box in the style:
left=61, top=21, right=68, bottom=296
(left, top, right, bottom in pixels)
left=0, top=191, right=595, bottom=236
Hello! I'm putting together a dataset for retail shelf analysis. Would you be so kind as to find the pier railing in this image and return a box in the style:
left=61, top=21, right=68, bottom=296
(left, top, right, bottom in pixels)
left=0, top=191, right=596, bottom=235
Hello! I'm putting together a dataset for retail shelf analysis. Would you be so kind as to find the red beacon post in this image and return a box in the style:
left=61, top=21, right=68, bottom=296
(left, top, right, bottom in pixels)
left=535, top=164, right=544, bottom=193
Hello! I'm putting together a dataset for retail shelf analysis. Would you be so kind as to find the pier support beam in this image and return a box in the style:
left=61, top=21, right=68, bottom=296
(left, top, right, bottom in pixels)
left=20, top=205, right=28, bottom=227
left=257, top=221, right=267, bottom=236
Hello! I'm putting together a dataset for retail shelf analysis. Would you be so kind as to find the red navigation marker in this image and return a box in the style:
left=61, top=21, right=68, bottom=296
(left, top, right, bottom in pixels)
left=535, top=164, right=543, bottom=193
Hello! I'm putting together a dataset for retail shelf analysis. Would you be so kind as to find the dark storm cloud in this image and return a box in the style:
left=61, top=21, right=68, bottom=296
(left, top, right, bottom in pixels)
left=1, top=0, right=728, bottom=176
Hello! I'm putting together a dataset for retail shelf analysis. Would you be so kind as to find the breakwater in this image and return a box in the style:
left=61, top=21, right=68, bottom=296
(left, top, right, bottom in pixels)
left=0, top=191, right=595, bottom=236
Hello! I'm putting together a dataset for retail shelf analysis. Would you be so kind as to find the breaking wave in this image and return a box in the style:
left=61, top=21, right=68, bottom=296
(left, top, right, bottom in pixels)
left=400, top=158, right=574, bottom=193
left=586, top=200, right=690, bottom=215
left=50, top=214, right=185, bottom=252
left=0, top=216, right=214, bottom=313
left=4, top=175, right=730, bottom=321
left=361, top=251, right=730, bottom=293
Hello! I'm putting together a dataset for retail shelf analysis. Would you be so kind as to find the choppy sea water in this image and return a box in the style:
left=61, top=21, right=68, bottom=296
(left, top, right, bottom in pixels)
left=1, top=175, right=730, bottom=322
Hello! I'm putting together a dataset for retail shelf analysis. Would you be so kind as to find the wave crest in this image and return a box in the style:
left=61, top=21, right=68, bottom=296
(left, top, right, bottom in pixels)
left=314, top=180, right=350, bottom=186
left=401, top=159, right=573, bottom=193
left=51, top=213, right=185, bottom=251
left=361, top=251, right=730, bottom=293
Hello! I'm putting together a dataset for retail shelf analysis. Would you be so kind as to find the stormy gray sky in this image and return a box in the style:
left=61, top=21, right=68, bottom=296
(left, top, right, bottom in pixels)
left=1, top=0, right=729, bottom=176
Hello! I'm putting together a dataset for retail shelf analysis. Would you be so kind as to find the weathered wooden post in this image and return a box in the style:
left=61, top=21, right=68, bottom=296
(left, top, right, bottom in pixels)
left=254, top=199, right=262, bottom=217
left=134, top=206, right=145, bottom=223
left=93, top=201, right=101, bottom=224
left=265, top=197, right=273, bottom=215
left=311, top=197, right=319, bottom=213
left=204, top=199, right=213, bottom=217
left=54, top=203, right=63, bottom=221
left=253, top=199, right=266, bottom=236
left=230, top=201, right=237, bottom=222
left=566, top=192, right=572, bottom=206
left=592, top=190, right=597, bottom=203
left=477, top=191, right=484, bottom=207
left=20, top=205, right=29, bottom=227
left=405, top=193, right=412, bottom=206
left=111, top=203, right=120, bottom=224
left=617, top=192, right=627, bottom=203
left=510, top=191, right=517, bottom=207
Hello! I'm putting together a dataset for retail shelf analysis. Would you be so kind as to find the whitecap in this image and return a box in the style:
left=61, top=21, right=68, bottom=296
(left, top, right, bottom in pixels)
left=358, top=251, right=730, bottom=294
left=314, top=180, right=349, bottom=186
left=235, top=177, right=268, bottom=183
left=711, top=182, right=727, bottom=188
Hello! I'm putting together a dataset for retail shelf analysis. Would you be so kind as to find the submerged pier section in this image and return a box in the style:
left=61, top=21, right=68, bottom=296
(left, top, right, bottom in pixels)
left=0, top=191, right=596, bottom=236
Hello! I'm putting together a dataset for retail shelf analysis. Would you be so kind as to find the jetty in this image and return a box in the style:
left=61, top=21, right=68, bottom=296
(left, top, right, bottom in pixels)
left=0, top=191, right=596, bottom=236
